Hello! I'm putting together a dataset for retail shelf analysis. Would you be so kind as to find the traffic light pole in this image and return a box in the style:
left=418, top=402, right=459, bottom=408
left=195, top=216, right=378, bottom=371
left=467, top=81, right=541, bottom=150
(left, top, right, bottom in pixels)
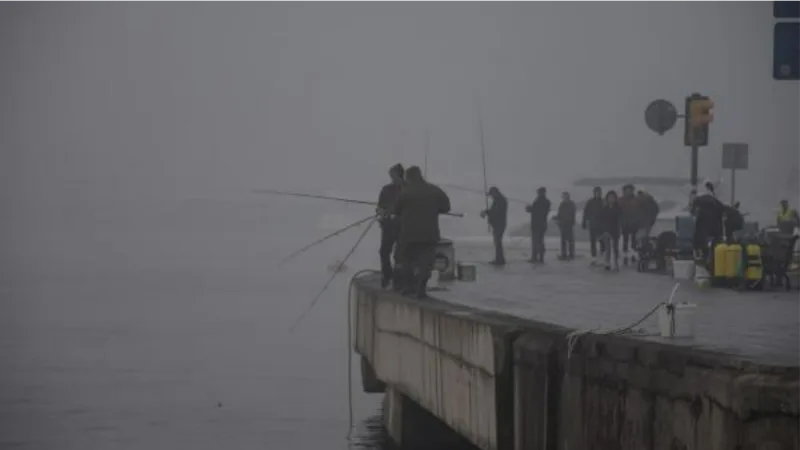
left=690, top=144, right=699, bottom=188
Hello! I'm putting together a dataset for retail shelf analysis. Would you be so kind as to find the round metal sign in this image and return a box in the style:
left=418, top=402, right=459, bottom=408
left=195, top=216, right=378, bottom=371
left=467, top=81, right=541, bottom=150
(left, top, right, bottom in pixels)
left=644, top=99, right=678, bottom=135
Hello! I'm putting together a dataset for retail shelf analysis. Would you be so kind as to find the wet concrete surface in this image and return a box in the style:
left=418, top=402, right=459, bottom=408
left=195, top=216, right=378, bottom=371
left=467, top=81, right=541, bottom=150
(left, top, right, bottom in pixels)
left=445, top=241, right=800, bottom=368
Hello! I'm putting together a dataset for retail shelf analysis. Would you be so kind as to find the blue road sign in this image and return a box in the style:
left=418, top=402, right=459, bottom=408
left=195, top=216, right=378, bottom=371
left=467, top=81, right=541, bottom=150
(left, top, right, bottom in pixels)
left=774, top=1, right=800, bottom=18
left=774, top=23, right=799, bottom=80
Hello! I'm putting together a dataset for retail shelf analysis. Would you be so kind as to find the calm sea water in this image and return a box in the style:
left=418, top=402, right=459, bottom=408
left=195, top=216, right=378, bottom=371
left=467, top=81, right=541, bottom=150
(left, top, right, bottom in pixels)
left=0, top=197, right=412, bottom=450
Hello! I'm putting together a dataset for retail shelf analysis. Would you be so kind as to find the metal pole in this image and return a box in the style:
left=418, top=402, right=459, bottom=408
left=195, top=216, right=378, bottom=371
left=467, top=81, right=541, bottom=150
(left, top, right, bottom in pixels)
left=690, top=144, right=699, bottom=188
left=730, top=168, right=736, bottom=205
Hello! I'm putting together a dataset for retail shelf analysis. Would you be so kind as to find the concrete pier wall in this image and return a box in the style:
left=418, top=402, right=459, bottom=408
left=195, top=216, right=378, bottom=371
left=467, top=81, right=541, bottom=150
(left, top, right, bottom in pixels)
left=515, top=332, right=800, bottom=450
left=352, top=278, right=800, bottom=450
left=353, top=286, right=519, bottom=450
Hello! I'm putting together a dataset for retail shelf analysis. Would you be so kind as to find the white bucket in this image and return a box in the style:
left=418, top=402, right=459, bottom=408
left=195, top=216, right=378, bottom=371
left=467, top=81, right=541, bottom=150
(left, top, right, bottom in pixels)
left=672, top=260, right=695, bottom=281
left=658, top=302, right=697, bottom=338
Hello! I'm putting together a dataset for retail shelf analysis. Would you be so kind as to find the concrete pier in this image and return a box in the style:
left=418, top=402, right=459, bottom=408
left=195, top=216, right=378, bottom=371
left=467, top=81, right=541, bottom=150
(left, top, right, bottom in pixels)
left=351, top=252, right=799, bottom=450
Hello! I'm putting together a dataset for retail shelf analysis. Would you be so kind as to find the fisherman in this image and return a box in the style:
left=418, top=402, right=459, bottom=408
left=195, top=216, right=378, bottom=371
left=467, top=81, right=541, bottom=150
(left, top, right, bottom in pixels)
left=723, top=201, right=744, bottom=241
left=582, top=186, right=605, bottom=258
left=777, top=199, right=800, bottom=235
left=376, top=163, right=405, bottom=289
left=555, top=191, right=576, bottom=260
left=636, top=190, right=660, bottom=239
left=525, top=187, right=551, bottom=263
left=393, top=166, right=451, bottom=299
left=691, top=181, right=724, bottom=259
left=618, top=184, right=639, bottom=265
left=598, top=190, right=622, bottom=271
left=480, top=186, right=508, bottom=265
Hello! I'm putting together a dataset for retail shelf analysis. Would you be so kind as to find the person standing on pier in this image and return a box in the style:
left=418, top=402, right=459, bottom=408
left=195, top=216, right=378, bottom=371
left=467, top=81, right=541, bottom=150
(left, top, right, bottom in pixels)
left=526, top=187, right=551, bottom=263
left=480, top=186, right=508, bottom=266
left=376, top=163, right=405, bottom=289
left=598, top=190, right=622, bottom=271
left=618, top=183, right=639, bottom=266
left=394, top=166, right=451, bottom=299
left=555, top=191, right=576, bottom=260
left=582, top=186, right=605, bottom=258
left=777, top=199, right=800, bottom=235
left=636, top=190, right=660, bottom=239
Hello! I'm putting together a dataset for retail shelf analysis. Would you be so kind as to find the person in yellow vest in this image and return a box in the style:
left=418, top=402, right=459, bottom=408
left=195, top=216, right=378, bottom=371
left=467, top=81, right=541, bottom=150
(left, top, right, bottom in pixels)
left=777, top=200, right=800, bottom=234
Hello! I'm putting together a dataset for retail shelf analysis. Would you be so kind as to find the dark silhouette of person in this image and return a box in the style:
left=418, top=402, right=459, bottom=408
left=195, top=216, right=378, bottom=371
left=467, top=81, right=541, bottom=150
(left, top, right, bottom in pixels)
left=376, top=164, right=405, bottom=289
left=526, top=187, right=551, bottom=263
left=481, top=186, right=508, bottom=265
left=394, top=166, right=451, bottom=299
left=582, top=186, right=605, bottom=258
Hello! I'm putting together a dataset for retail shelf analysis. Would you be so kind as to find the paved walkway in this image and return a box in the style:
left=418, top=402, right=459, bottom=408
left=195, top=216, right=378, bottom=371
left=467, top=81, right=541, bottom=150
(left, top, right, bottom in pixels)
left=431, top=242, right=799, bottom=368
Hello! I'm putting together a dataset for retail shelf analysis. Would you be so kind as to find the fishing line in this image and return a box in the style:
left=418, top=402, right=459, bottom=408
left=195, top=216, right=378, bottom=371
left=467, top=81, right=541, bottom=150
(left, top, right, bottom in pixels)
left=278, top=215, right=375, bottom=267
left=252, top=189, right=376, bottom=206
left=253, top=188, right=465, bottom=218
left=288, top=216, right=378, bottom=333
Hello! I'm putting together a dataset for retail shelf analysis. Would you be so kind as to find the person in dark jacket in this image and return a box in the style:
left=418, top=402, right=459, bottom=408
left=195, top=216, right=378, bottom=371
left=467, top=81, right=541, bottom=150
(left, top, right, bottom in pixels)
left=376, top=163, right=405, bottom=288
left=598, top=190, right=622, bottom=271
left=582, top=186, right=605, bottom=258
left=723, top=201, right=744, bottom=241
left=394, top=166, right=451, bottom=299
left=525, top=187, right=551, bottom=263
left=636, top=190, right=660, bottom=239
left=555, top=191, right=576, bottom=260
left=691, top=182, right=724, bottom=259
left=480, top=186, right=508, bottom=265
left=618, top=184, right=638, bottom=265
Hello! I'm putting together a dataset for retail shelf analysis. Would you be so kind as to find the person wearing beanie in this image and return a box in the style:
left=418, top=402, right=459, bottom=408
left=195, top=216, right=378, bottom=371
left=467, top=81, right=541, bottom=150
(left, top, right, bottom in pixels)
left=394, top=166, right=451, bottom=299
left=480, top=186, right=508, bottom=265
left=376, top=163, right=405, bottom=289
left=582, top=186, right=605, bottom=258
left=618, top=183, right=638, bottom=265
left=525, top=187, right=551, bottom=263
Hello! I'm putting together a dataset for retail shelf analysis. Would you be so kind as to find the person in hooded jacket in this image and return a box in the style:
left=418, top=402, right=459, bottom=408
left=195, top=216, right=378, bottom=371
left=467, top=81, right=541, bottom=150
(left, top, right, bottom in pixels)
left=636, top=190, right=660, bottom=239
left=393, top=166, right=451, bottom=299
left=691, top=181, right=724, bottom=259
left=618, top=184, right=639, bottom=265
left=376, top=163, right=405, bottom=288
left=525, top=187, right=551, bottom=263
left=480, top=186, right=508, bottom=265
left=723, top=201, right=744, bottom=241
left=582, top=186, right=605, bottom=258
left=598, top=190, right=622, bottom=271
left=555, top=191, right=576, bottom=260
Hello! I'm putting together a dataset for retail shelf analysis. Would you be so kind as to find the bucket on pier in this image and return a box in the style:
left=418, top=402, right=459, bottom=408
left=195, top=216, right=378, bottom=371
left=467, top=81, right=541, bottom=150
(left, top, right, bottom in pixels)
left=672, top=260, right=695, bottom=281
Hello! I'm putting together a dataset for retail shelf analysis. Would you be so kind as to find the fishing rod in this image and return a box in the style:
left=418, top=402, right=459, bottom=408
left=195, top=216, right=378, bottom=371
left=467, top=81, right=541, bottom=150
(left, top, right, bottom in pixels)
left=423, top=128, right=430, bottom=179
left=278, top=214, right=376, bottom=267
left=477, top=99, right=490, bottom=233
left=289, top=216, right=378, bottom=333
left=253, top=188, right=466, bottom=218
left=441, top=183, right=528, bottom=205
left=252, top=189, right=375, bottom=206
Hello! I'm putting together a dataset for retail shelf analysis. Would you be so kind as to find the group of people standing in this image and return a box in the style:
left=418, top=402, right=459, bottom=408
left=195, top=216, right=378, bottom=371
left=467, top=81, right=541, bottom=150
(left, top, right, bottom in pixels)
left=481, top=184, right=660, bottom=271
left=377, top=164, right=451, bottom=299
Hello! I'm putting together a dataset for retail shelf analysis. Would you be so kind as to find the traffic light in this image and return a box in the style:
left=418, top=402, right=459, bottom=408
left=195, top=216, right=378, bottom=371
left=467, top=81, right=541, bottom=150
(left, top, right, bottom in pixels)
left=684, top=95, right=713, bottom=147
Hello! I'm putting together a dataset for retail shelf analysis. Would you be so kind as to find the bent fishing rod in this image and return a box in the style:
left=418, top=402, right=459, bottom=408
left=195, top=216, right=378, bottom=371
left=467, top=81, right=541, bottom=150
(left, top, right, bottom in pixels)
left=252, top=188, right=465, bottom=218
left=278, top=214, right=375, bottom=267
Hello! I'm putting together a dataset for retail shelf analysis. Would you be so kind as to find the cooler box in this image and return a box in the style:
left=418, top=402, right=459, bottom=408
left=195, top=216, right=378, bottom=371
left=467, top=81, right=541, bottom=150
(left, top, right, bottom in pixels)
left=434, top=239, right=456, bottom=281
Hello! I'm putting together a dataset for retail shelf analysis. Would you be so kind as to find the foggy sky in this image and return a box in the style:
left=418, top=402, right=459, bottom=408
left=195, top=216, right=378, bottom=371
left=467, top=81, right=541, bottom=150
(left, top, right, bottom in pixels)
left=1, top=2, right=797, bottom=218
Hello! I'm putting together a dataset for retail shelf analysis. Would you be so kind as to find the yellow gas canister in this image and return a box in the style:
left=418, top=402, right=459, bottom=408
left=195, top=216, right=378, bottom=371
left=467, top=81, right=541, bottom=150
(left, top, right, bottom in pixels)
left=745, top=244, right=763, bottom=283
left=713, top=243, right=728, bottom=279
left=725, top=243, right=743, bottom=278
